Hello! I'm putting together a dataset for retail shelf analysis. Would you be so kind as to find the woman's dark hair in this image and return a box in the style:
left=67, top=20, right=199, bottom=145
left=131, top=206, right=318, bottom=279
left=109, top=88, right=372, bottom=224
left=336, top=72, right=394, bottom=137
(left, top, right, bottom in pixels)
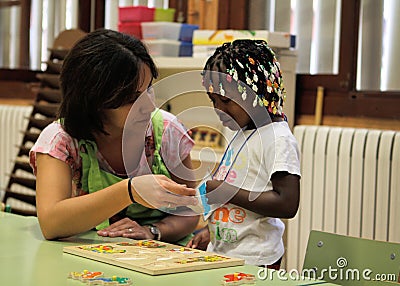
left=203, top=39, right=285, bottom=117
left=58, top=29, right=158, bottom=140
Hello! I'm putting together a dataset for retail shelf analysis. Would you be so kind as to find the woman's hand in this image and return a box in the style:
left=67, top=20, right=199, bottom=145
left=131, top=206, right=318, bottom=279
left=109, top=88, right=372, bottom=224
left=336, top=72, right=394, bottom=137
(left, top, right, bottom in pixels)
left=186, top=227, right=210, bottom=250
left=130, top=174, right=198, bottom=209
left=97, top=218, right=154, bottom=239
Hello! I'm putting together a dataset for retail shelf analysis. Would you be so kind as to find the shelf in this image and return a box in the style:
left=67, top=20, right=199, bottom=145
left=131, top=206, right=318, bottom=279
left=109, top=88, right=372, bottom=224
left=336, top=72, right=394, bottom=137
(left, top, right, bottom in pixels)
left=153, top=57, right=207, bottom=70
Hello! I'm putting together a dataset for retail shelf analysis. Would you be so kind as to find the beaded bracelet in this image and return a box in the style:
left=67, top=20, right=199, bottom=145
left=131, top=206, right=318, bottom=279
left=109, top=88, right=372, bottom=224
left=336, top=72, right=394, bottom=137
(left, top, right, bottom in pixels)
left=127, top=177, right=135, bottom=203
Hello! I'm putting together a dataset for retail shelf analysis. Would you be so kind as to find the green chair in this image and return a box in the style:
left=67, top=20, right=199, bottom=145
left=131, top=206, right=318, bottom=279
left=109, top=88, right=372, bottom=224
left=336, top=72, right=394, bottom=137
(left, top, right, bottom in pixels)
left=303, top=230, right=400, bottom=286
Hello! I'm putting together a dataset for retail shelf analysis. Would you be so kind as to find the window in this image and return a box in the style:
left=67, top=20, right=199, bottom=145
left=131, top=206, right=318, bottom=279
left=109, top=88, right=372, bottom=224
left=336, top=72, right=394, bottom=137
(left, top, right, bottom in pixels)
left=357, top=0, right=400, bottom=91
left=255, top=0, right=400, bottom=121
left=257, top=0, right=400, bottom=91
left=0, top=0, right=168, bottom=70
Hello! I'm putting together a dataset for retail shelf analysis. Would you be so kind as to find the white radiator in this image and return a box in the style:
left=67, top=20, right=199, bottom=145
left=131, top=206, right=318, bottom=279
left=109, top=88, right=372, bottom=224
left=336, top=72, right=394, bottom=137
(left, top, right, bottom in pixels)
left=0, top=104, right=33, bottom=200
left=286, top=125, right=400, bottom=271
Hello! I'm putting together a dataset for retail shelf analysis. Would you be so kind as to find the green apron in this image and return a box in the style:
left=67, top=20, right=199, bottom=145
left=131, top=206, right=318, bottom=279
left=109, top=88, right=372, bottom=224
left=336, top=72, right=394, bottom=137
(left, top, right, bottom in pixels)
left=79, top=109, right=192, bottom=245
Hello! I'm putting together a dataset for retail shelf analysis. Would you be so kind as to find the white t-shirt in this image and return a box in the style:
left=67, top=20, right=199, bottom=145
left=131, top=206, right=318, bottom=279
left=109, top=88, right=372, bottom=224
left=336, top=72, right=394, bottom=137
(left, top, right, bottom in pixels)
left=206, top=121, right=301, bottom=265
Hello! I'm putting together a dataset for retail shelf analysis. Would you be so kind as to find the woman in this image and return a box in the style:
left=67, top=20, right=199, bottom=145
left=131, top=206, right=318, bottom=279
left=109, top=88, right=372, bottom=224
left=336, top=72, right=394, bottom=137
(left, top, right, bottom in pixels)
left=30, top=29, right=199, bottom=243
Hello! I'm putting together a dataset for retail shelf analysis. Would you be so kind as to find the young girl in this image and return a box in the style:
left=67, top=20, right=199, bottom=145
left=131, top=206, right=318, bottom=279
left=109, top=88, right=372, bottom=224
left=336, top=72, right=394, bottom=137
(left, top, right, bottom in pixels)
left=30, top=29, right=199, bottom=243
left=187, top=40, right=301, bottom=268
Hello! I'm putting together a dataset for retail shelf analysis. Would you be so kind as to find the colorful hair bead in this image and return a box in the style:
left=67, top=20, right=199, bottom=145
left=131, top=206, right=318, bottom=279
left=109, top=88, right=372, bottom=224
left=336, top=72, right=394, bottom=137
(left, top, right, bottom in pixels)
left=219, top=82, right=226, bottom=96
left=202, top=39, right=286, bottom=118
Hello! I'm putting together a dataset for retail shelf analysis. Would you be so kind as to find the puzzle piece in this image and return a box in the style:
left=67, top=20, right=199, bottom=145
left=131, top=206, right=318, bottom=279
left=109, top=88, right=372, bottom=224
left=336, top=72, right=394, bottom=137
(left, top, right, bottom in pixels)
left=68, top=271, right=132, bottom=285
left=168, top=247, right=198, bottom=254
left=79, top=245, right=126, bottom=254
left=87, top=276, right=132, bottom=285
left=177, top=255, right=228, bottom=264
left=68, top=270, right=103, bottom=281
left=116, top=240, right=165, bottom=248
left=221, top=272, right=256, bottom=285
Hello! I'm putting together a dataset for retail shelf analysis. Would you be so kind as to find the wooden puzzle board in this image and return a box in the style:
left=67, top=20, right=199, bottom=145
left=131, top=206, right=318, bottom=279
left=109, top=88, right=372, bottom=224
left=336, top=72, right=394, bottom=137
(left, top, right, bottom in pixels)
left=63, top=240, right=244, bottom=275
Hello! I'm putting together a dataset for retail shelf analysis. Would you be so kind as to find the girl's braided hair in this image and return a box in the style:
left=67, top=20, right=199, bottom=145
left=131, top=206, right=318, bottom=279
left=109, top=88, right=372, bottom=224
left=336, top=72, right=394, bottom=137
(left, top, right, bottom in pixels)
left=203, top=39, right=286, bottom=117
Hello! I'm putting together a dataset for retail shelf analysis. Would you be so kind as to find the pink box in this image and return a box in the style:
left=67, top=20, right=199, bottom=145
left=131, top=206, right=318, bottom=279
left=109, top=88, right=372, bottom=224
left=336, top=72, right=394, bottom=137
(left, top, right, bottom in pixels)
left=119, top=6, right=155, bottom=22
left=118, top=22, right=142, bottom=39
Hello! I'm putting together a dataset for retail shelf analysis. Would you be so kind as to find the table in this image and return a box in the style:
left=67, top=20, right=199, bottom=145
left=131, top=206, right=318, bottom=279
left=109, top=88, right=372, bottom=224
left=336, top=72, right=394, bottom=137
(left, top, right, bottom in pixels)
left=0, top=212, right=335, bottom=286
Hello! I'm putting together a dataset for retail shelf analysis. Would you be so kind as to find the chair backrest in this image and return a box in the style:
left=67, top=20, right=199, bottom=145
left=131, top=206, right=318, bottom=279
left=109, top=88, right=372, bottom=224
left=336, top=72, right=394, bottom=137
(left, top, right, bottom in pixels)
left=2, top=29, right=86, bottom=215
left=303, top=230, right=400, bottom=286
left=52, top=28, right=86, bottom=50
left=2, top=58, right=62, bottom=215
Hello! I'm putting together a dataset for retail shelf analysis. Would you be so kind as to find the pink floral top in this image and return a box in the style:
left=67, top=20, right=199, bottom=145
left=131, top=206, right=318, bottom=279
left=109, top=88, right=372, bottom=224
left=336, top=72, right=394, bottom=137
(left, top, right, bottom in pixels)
left=30, top=110, right=194, bottom=197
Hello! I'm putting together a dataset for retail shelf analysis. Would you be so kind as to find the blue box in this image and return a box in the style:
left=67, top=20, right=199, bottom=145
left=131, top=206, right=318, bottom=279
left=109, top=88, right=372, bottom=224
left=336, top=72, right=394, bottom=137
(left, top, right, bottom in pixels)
left=179, top=24, right=199, bottom=43
left=179, top=42, right=193, bottom=57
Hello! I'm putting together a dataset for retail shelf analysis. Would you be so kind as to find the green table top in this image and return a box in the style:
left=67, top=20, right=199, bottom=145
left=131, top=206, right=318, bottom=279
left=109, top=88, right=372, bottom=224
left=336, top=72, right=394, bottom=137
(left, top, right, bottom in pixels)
left=0, top=212, right=334, bottom=286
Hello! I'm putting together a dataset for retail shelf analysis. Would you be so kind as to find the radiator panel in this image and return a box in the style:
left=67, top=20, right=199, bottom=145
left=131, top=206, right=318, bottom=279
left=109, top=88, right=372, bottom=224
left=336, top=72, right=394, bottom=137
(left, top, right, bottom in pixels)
left=362, top=130, right=380, bottom=239
left=374, top=131, right=394, bottom=241
left=334, top=129, right=350, bottom=237
left=324, top=128, right=341, bottom=233
left=311, top=127, right=329, bottom=231
left=0, top=105, right=33, bottom=199
left=389, top=133, right=400, bottom=242
left=286, top=125, right=400, bottom=271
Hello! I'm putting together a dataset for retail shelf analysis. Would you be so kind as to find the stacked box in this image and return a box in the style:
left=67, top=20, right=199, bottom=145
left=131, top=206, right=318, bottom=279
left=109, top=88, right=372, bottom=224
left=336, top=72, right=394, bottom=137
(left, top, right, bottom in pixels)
left=192, top=30, right=296, bottom=57
left=142, top=22, right=182, bottom=40
left=143, top=39, right=181, bottom=57
left=141, top=22, right=199, bottom=57
left=118, top=22, right=143, bottom=39
left=118, top=6, right=155, bottom=39
left=154, top=8, right=176, bottom=22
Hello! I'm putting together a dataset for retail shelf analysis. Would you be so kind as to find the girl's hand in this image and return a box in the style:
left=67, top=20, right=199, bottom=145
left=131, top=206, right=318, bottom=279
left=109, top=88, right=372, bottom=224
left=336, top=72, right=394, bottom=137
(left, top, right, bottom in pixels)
left=186, top=227, right=210, bottom=250
left=131, top=174, right=198, bottom=209
left=97, top=218, right=153, bottom=239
